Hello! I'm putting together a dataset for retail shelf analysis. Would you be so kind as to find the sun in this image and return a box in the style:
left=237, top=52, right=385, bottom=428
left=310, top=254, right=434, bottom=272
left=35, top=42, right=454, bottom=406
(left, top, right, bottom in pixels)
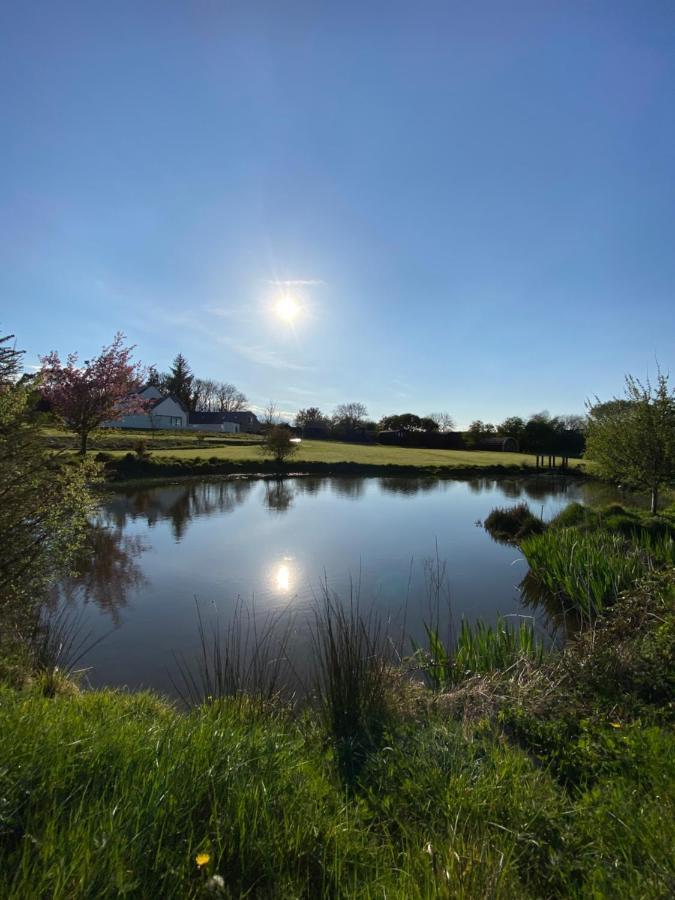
left=275, top=295, right=300, bottom=323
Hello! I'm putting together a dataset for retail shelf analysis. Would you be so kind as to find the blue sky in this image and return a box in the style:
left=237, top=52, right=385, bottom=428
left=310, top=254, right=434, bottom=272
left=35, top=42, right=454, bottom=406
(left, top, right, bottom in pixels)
left=1, top=1, right=674, bottom=427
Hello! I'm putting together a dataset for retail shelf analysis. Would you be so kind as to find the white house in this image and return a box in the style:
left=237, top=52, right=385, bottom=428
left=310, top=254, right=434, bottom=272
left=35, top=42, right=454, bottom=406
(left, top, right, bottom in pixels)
left=103, top=385, right=189, bottom=430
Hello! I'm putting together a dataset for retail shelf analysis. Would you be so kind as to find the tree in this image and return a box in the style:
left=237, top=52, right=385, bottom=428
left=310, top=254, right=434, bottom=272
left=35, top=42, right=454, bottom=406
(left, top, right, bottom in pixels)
left=465, top=420, right=485, bottom=448
left=295, top=407, right=327, bottom=429
left=40, top=333, right=147, bottom=454
left=262, top=401, right=279, bottom=427
left=428, top=412, right=455, bottom=432
left=332, top=402, right=368, bottom=432
left=191, top=377, right=217, bottom=412
left=586, top=370, right=675, bottom=514
left=164, top=354, right=193, bottom=411
left=146, top=365, right=164, bottom=389
left=522, top=412, right=561, bottom=455
left=559, top=414, right=587, bottom=433
left=215, top=382, right=247, bottom=413
left=259, top=425, right=299, bottom=465
left=0, top=333, right=24, bottom=383
left=497, top=416, right=526, bottom=440
left=1, top=333, right=94, bottom=620
left=379, top=413, right=439, bottom=433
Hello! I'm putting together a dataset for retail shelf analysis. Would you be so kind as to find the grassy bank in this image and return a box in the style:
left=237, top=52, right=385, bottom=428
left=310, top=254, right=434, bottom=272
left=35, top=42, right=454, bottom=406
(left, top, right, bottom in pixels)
left=1, top=571, right=672, bottom=898
left=45, top=427, right=587, bottom=479
left=92, top=440, right=587, bottom=482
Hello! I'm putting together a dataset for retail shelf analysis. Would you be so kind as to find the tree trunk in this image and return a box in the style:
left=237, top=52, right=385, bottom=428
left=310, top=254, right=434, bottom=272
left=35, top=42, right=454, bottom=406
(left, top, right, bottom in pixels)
left=651, top=486, right=658, bottom=515
left=80, top=430, right=88, bottom=455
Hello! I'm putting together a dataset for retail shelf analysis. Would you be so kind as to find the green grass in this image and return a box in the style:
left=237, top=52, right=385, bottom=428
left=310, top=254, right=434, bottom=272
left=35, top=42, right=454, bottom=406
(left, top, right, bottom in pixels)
left=412, top=616, right=545, bottom=691
left=2, top=569, right=672, bottom=898
left=43, top=426, right=261, bottom=451
left=44, top=426, right=586, bottom=470
left=521, top=528, right=651, bottom=619
left=120, top=439, right=584, bottom=468
left=1, top=669, right=673, bottom=899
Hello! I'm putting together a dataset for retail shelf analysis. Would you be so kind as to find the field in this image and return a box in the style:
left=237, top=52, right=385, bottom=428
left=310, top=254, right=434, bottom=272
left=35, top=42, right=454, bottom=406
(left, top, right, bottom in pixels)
left=46, top=428, right=586, bottom=471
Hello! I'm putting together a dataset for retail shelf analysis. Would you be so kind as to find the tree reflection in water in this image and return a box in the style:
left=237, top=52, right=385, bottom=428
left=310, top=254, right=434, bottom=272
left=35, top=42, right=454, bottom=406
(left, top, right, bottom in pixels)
left=104, top=480, right=256, bottom=539
left=264, top=479, right=294, bottom=514
left=50, top=521, right=147, bottom=625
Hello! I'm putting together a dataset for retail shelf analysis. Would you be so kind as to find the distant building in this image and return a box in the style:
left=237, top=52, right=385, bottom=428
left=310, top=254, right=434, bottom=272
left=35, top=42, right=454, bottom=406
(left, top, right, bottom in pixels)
left=213, top=410, right=262, bottom=434
left=103, top=385, right=189, bottom=430
left=104, top=386, right=262, bottom=433
left=476, top=436, right=520, bottom=452
left=188, top=412, right=240, bottom=433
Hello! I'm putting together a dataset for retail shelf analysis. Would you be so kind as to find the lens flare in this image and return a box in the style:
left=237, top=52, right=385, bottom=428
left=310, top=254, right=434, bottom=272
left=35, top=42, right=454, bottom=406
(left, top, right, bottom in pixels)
left=275, top=296, right=300, bottom=322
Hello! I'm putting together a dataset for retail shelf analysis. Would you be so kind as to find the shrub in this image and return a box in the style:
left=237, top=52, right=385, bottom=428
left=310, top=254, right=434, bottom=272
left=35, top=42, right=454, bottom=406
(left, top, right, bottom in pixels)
left=549, top=502, right=594, bottom=530
left=259, top=426, right=299, bottom=465
left=133, top=439, right=151, bottom=459
left=483, top=502, right=545, bottom=543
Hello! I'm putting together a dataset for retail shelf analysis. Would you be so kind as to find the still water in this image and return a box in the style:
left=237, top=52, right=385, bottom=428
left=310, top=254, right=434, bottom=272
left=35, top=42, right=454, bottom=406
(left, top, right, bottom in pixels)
left=55, top=475, right=622, bottom=696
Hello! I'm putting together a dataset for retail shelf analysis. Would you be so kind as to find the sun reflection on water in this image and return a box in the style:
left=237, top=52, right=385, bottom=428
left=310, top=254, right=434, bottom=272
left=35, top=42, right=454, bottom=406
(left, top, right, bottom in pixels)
left=271, top=557, right=296, bottom=594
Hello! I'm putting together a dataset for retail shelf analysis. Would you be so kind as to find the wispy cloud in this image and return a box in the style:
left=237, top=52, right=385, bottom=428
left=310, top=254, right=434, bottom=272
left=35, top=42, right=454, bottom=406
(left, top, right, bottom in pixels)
left=217, top=336, right=313, bottom=372
left=285, top=386, right=317, bottom=396
left=205, top=304, right=252, bottom=322
left=268, top=279, right=324, bottom=287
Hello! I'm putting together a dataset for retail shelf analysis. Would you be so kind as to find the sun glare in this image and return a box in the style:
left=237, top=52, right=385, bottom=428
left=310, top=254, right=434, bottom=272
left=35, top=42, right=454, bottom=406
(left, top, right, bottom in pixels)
left=275, top=295, right=300, bottom=322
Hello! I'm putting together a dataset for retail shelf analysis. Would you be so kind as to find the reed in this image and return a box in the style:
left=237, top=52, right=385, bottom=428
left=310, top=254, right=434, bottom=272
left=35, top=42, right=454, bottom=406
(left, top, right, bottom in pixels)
left=483, top=502, right=545, bottom=543
left=521, top=528, right=649, bottom=618
left=412, top=616, right=544, bottom=690
left=172, top=598, right=295, bottom=708
left=311, top=586, right=392, bottom=781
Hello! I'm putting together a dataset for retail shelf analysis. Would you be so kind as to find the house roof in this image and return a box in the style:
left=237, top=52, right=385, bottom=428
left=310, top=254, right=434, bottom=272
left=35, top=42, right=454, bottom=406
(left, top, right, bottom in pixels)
left=219, top=410, right=260, bottom=424
left=189, top=411, right=230, bottom=425
left=188, top=409, right=260, bottom=425
left=146, top=393, right=188, bottom=413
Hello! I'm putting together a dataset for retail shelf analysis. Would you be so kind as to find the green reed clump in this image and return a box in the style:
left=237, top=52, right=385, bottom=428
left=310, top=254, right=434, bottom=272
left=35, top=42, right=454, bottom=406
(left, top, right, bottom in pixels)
left=311, top=591, right=393, bottom=782
left=483, top=502, right=545, bottom=543
left=455, top=616, right=544, bottom=673
left=413, top=616, right=544, bottom=690
left=172, top=599, right=294, bottom=708
left=633, top=529, right=675, bottom=566
left=521, top=528, right=649, bottom=618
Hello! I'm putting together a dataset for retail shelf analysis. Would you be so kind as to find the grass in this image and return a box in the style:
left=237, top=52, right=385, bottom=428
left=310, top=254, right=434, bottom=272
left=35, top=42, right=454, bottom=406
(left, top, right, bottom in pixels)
left=44, top=426, right=587, bottom=472
left=521, top=529, right=652, bottom=619
left=312, top=590, right=393, bottom=781
left=517, top=503, right=675, bottom=619
left=483, top=502, right=546, bottom=543
left=1, top=575, right=673, bottom=898
left=412, top=616, right=545, bottom=690
left=43, top=426, right=261, bottom=451
left=108, top=439, right=584, bottom=468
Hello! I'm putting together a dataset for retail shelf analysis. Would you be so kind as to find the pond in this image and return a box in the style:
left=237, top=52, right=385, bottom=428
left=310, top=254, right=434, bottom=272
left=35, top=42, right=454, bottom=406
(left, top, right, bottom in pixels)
left=54, top=475, right=626, bottom=697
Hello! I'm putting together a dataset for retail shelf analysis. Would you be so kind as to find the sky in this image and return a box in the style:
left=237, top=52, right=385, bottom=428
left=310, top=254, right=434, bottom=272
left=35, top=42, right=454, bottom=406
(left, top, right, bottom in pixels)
left=1, top=1, right=674, bottom=427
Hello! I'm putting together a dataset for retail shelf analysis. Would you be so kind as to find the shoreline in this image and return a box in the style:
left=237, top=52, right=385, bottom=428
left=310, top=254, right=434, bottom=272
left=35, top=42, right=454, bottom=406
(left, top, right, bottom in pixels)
left=95, top=456, right=590, bottom=489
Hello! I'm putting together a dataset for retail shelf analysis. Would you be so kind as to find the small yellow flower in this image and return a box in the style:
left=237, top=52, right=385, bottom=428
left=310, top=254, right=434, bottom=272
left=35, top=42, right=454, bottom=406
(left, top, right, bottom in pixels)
left=196, top=852, right=211, bottom=867
left=610, top=722, right=622, bottom=729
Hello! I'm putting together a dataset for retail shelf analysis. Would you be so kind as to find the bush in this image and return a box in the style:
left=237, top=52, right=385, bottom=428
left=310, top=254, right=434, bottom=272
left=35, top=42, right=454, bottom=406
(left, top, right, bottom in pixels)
left=483, top=502, right=545, bottom=543
left=259, top=426, right=299, bottom=465
left=133, top=439, right=151, bottom=459
left=549, top=502, right=594, bottom=529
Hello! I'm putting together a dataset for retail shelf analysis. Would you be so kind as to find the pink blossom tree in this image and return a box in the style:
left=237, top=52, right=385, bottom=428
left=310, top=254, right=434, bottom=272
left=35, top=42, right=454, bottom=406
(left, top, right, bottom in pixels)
left=40, top=333, right=149, bottom=454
